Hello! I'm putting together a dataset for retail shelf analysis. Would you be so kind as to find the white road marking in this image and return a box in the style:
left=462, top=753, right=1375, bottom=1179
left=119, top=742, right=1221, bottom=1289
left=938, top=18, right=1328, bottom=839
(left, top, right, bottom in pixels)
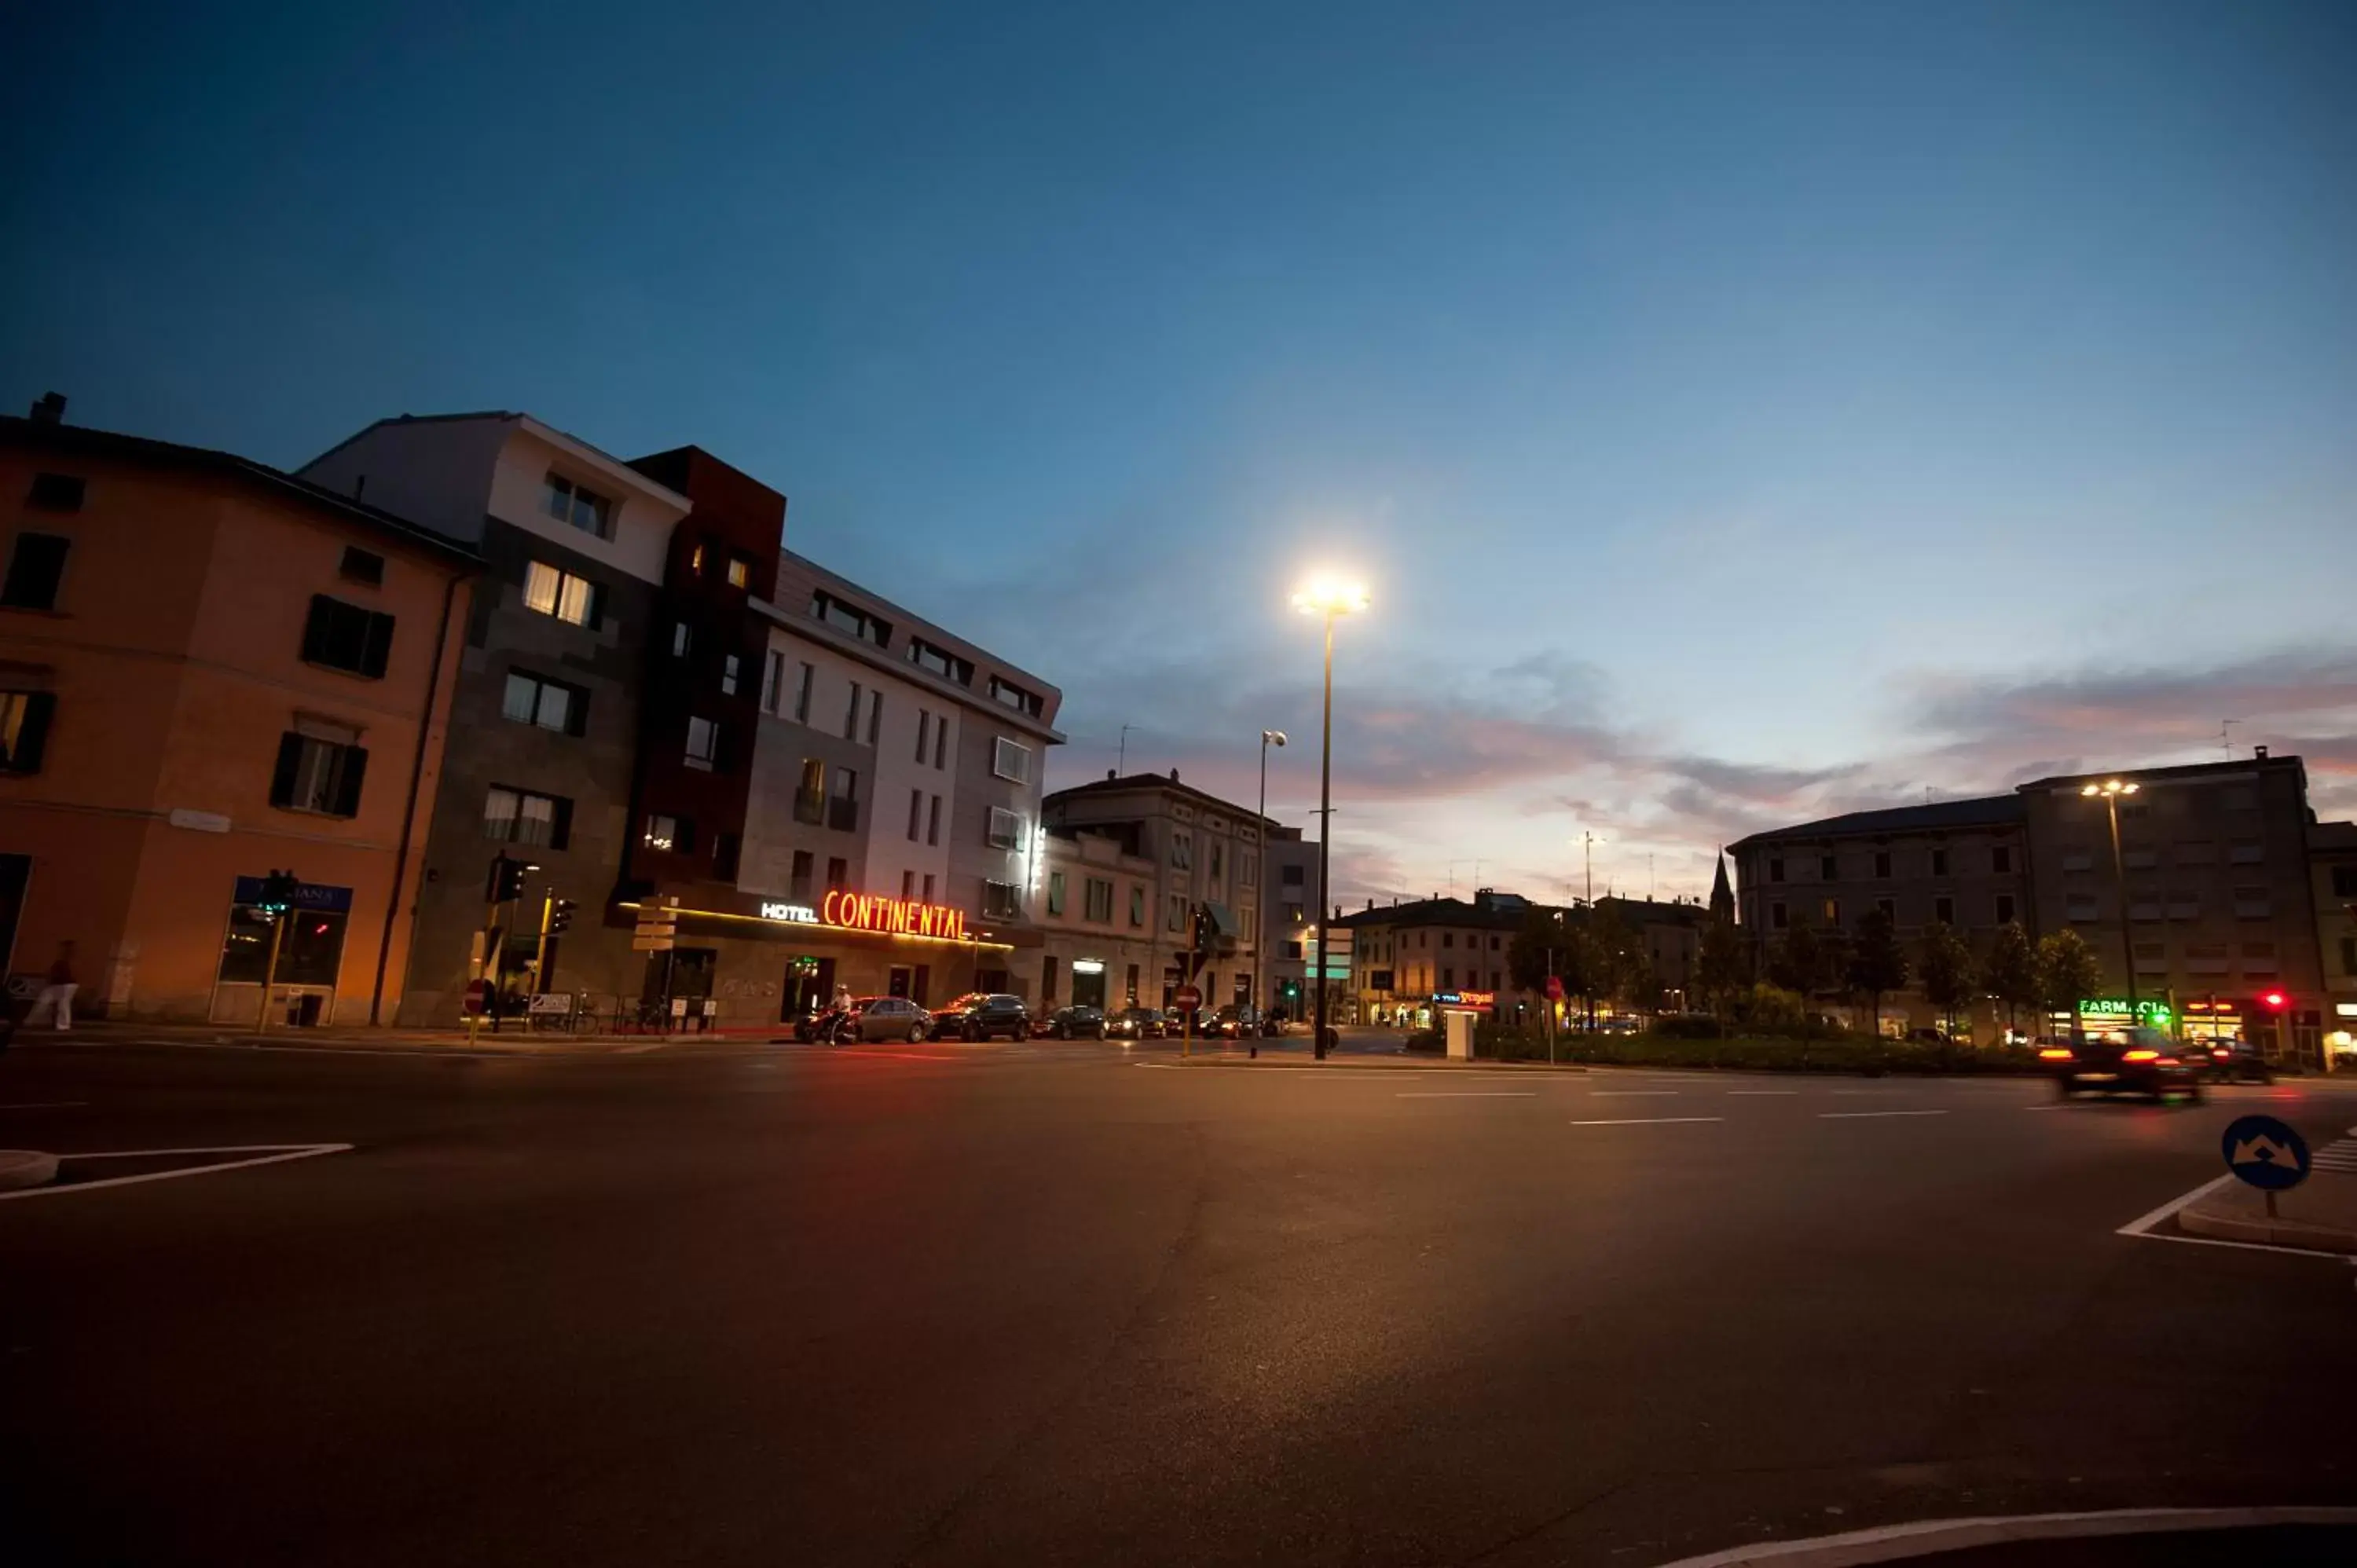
left=1651, top=1505, right=2357, bottom=1568
left=0, top=1143, right=352, bottom=1201
left=1725, top=1090, right=1796, bottom=1097
left=1396, top=1091, right=1536, bottom=1098
left=616, top=1039, right=671, bottom=1054
left=1589, top=1090, right=1679, bottom=1097
left=2115, top=1172, right=2235, bottom=1237
left=1571, top=1116, right=1724, bottom=1126
left=1818, top=1109, right=1949, bottom=1119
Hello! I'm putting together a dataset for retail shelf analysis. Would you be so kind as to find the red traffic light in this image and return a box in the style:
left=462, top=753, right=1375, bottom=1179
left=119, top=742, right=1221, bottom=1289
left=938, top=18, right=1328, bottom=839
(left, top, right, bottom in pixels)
left=2260, top=991, right=2287, bottom=1011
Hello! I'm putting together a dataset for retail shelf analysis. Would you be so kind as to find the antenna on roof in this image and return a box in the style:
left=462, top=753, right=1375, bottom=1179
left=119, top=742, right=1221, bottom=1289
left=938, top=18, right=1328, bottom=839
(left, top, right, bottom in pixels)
left=2222, top=719, right=2238, bottom=760
left=1117, top=723, right=1131, bottom=775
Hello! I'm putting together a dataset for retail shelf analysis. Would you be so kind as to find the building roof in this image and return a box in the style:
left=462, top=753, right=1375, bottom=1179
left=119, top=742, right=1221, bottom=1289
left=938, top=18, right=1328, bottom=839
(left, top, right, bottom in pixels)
left=1043, top=771, right=1292, bottom=834
left=2, top=413, right=482, bottom=569
left=2012, top=753, right=2308, bottom=793
left=302, top=410, right=691, bottom=511
left=1333, top=894, right=1533, bottom=932
left=1727, top=794, right=2024, bottom=851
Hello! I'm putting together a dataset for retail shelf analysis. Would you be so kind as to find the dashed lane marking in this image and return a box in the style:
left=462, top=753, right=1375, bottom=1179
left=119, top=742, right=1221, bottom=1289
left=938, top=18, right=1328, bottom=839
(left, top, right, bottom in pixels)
left=1396, top=1091, right=1537, bottom=1098
left=1819, top=1109, right=1949, bottom=1119
left=1725, top=1090, right=1797, bottom=1096
left=0, top=1143, right=353, bottom=1201
left=1571, top=1116, right=1724, bottom=1127
left=1589, top=1090, right=1679, bottom=1097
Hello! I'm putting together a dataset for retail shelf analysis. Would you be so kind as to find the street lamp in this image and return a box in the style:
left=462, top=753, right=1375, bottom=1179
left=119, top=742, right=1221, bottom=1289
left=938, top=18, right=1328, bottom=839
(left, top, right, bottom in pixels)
left=1292, top=577, right=1369, bottom=1059
left=2081, top=779, right=2141, bottom=1019
left=1256, top=729, right=1286, bottom=1024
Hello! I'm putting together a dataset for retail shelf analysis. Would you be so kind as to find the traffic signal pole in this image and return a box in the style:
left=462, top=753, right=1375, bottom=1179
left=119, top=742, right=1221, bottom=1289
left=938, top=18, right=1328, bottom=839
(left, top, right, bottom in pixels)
left=255, top=912, right=288, bottom=1033
left=531, top=892, right=554, bottom=998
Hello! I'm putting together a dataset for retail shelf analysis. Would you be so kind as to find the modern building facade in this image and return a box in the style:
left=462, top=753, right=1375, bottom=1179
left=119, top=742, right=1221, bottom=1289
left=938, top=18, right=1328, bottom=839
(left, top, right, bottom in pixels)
left=0, top=404, right=477, bottom=1023
left=2313, top=819, right=2357, bottom=1057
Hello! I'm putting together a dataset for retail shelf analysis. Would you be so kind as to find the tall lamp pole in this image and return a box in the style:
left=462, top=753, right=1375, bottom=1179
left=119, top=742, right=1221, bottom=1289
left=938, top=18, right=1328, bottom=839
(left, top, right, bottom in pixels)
left=2082, top=779, right=2141, bottom=1017
left=1257, top=728, right=1286, bottom=1020
left=1292, top=578, right=1368, bottom=1061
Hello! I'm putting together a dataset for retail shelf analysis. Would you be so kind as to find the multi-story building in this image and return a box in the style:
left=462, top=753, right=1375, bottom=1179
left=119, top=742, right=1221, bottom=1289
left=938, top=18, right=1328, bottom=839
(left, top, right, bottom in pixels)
left=1731, top=753, right=2337, bottom=1051
left=1340, top=888, right=1703, bottom=1027
left=0, top=401, right=477, bottom=1024
left=2314, top=819, right=2357, bottom=1059
left=1040, top=770, right=1318, bottom=1013
left=1036, top=823, right=1160, bottom=1013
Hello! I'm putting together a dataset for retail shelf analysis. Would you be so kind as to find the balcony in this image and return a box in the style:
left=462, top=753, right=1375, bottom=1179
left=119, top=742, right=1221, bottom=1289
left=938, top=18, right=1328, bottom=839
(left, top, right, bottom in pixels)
left=793, top=792, right=825, bottom=827
left=827, top=797, right=860, bottom=833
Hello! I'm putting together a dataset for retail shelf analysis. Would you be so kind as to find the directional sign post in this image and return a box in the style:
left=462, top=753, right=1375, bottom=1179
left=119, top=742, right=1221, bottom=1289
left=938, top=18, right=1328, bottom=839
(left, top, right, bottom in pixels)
left=2222, top=1113, right=2310, bottom=1218
left=1173, top=983, right=1201, bottom=1059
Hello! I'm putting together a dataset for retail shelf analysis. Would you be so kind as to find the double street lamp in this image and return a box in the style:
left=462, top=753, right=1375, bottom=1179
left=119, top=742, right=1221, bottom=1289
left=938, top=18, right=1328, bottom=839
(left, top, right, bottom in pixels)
left=2082, top=778, right=2142, bottom=1016
left=1292, top=577, right=1369, bottom=1061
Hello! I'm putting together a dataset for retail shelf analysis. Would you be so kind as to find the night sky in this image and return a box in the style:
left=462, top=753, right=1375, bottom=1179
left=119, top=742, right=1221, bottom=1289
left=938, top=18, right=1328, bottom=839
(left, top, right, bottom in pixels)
left=7, top=1, right=2353, bottom=903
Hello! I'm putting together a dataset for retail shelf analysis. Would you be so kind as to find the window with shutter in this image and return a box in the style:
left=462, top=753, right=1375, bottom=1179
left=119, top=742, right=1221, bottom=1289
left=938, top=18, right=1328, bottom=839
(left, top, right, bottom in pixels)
left=0, top=691, right=56, bottom=773
left=1, top=533, right=72, bottom=610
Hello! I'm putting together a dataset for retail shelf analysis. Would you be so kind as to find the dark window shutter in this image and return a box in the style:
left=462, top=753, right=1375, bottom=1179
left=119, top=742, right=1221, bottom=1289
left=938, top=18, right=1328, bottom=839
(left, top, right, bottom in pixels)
left=566, top=686, right=589, bottom=737
left=332, top=746, right=368, bottom=817
left=269, top=732, right=304, bottom=808
left=361, top=612, right=396, bottom=678
left=300, top=597, right=335, bottom=664
left=550, top=796, right=574, bottom=850
left=712, top=722, right=733, bottom=773
left=676, top=817, right=697, bottom=855
left=10, top=691, right=57, bottom=772
left=587, top=581, right=607, bottom=630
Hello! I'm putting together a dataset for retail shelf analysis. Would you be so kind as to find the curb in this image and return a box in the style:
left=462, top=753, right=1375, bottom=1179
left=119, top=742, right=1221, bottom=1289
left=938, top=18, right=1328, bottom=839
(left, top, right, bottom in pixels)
left=2178, top=1201, right=2357, bottom=1255
left=1162, top=1055, right=1591, bottom=1073
left=0, top=1150, right=60, bottom=1191
left=1651, top=1505, right=2357, bottom=1566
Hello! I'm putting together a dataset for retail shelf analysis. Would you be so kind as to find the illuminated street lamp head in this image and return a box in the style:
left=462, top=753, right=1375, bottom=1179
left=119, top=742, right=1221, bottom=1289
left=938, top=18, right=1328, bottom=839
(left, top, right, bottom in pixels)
left=2080, top=779, right=2139, bottom=798
left=1263, top=730, right=1287, bottom=746
left=1291, top=577, right=1369, bottom=617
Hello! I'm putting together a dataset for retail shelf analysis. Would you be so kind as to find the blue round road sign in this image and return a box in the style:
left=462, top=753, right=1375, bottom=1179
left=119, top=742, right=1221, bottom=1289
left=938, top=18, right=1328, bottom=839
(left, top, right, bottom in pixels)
left=2220, top=1114, right=2309, bottom=1192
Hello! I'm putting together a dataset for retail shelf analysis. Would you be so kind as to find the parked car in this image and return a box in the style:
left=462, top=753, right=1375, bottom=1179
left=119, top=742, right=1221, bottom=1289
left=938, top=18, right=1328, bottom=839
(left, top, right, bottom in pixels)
left=1163, top=1006, right=1219, bottom=1037
left=2040, top=1026, right=2204, bottom=1101
left=933, top=992, right=1032, bottom=1042
left=1038, top=1004, right=1109, bottom=1040
left=850, top=995, right=932, bottom=1042
left=1108, top=1007, right=1167, bottom=1039
left=1904, top=1027, right=1961, bottom=1046
left=2194, top=1034, right=2273, bottom=1085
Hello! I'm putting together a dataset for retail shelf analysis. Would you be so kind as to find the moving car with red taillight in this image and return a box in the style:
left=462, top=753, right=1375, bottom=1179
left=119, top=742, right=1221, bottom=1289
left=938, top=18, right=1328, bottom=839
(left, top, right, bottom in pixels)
left=2040, top=1026, right=2204, bottom=1101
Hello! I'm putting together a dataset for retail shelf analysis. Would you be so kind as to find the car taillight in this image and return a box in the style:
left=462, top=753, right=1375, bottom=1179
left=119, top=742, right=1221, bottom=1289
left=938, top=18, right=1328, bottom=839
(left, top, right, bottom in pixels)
left=2211, top=1048, right=2230, bottom=1058
left=2038, top=1047, right=2073, bottom=1061
left=2122, top=1049, right=2159, bottom=1062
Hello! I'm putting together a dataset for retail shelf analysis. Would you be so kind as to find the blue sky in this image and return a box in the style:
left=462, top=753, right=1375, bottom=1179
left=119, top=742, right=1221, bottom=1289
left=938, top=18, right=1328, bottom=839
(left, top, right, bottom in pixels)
left=8, top=1, right=2354, bottom=903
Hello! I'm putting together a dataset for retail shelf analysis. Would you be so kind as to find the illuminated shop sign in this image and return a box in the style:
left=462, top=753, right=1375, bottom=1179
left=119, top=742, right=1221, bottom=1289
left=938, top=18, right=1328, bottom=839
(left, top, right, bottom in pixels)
left=821, top=891, right=969, bottom=941
left=1071, top=958, right=1106, bottom=975
left=2075, top=998, right=2172, bottom=1024
left=759, top=901, right=819, bottom=925
left=1432, top=990, right=1495, bottom=1009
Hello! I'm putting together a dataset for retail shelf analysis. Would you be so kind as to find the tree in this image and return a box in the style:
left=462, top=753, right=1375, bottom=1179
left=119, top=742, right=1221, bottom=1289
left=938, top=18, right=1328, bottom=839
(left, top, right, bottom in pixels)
left=1846, top=907, right=1909, bottom=1036
left=1507, top=909, right=1589, bottom=998
left=1765, top=917, right=1823, bottom=995
left=2036, top=929, right=2102, bottom=1027
left=1587, top=903, right=1646, bottom=1017
left=1981, top=921, right=2039, bottom=1040
left=1695, top=914, right=1749, bottom=1018
left=1916, top=921, right=1976, bottom=1039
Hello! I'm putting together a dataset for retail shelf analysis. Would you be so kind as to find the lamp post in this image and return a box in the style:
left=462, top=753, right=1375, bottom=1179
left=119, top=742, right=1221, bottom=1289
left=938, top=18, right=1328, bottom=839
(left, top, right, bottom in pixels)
left=1292, top=577, right=1369, bottom=1060
left=1256, top=728, right=1286, bottom=1024
left=2081, top=779, right=2141, bottom=1018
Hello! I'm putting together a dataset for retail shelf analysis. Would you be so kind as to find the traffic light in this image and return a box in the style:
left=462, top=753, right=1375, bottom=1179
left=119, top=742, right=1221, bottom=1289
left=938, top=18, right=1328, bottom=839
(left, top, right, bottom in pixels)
left=2260, top=990, right=2289, bottom=1013
left=487, top=855, right=535, bottom=903
left=548, top=898, right=578, bottom=936
left=255, top=869, right=300, bottom=916
left=1183, top=903, right=1214, bottom=980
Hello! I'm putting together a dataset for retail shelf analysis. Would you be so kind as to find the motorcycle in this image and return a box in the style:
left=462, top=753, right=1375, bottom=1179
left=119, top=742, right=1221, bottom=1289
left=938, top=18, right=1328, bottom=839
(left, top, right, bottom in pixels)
left=794, top=1005, right=860, bottom=1045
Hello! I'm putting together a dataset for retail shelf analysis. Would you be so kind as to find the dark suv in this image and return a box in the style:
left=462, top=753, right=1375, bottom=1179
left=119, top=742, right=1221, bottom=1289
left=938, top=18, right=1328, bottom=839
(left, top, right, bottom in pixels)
left=2042, top=1026, right=2204, bottom=1101
left=1036, top=1004, right=1108, bottom=1039
left=934, top=992, right=1031, bottom=1042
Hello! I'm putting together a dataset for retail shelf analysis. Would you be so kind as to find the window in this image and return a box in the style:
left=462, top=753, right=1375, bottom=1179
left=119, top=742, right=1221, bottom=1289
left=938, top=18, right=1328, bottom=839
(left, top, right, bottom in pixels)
left=522, top=561, right=600, bottom=627
left=828, top=768, right=860, bottom=831
left=0, top=691, right=57, bottom=774
left=992, top=737, right=1032, bottom=783
left=27, top=474, right=84, bottom=511
left=1281, top=863, right=1304, bottom=887
left=1442, top=967, right=1454, bottom=988
left=1819, top=854, right=1836, bottom=880
left=339, top=546, right=384, bottom=586
left=1875, top=897, right=1895, bottom=921
left=2241, top=940, right=2278, bottom=973
left=793, top=760, right=826, bottom=826
left=1209, top=843, right=1224, bottom=881
left=720, top=654, right=741, bottom=697
left=2121, top=848, right=2158, bottom=870
left=984, top=881, right=1022, bottom=919
left=1768, top=857, right=1785, bottom=884
left=902, top=870, right=915, bottom=899
left=642, top=813, right=694, bottom=853
left=684, top=716, right=721, bottom=770
left=934, top=720, right=948, bottom=769
left=502, top=671, right=585, bottom=735
left=1047, top=871, right=1067, bottom=917
left=1442, top=932, right=1455, bottom=949
left=1171, top=832, right=1192, bottom=870
left=1086, top=877, right=1113, bottom=923
left=2174, top=840, right=2216, bottom=865
left=908, top=789, right=924, bottom=841
left=0, top=533, right=68, bottom=614
left=2066, top=895, right=2099, bottom=922
left=1130, top=887, right=1146, bottom=928
left=1823, top=898, right=1841, bottom=925
left=927, top=794, right=941, bottom=846
left=1239, top=851, right=1258, bottom=889
left=867, top=691, right=883, bottom=746
left=827, top=856, right=849, bottom=893
left=1992, top=845, right=2013, bottom=874
left=779, top=661, right=808, bottom=723
left=812, top=589, right=891, bottom=647
left=790, top=851, right=813, bottom=900
left=2232, top=886, right=2271, bottom=919
left=1285, top=903, right=1303, bottom=925
left=726, top=556, right=751, bottom=589
left=1168, top=896, right=1186, bottom=932
left=2062, top=848, right=2095, bottom=873
left=2341, top=935, right=2355, bottom=976
left=691, top=541, right=706, bottom=575
left=301, top=595, right=394, bottom=678
left=988, top=675, right=1042, bottom=717
left=844, top=681, right=862, bottom=739
left=922, top=873, right=935, bottom=902
left=1930, top=848, right=1948, bottom=877
left=907, top=637, right=973, bottom=685
left=482, top=785, right=572, bottom=848
left=269, top=733, right=368, bottom=818
left=2224, top=786, right=2257, bottom=812
left=1770, top=902, right=1789, bottom=930
left=2228, top=838, right=2264, bottom=864
left=987, top=807, right=1023, bottom=850
left=672, top=621, right=692, bottom=658
left=713, top=832, right=741, bottom=881
left=761, top=650, right=785, bottom=713
left=541, top=473, right=614, bottom=539
left=915, top=710, right=931, bottom=761
left=1873, top=851, right=1892, bottom=879
left=1995, top=894, right=2016, bottom=925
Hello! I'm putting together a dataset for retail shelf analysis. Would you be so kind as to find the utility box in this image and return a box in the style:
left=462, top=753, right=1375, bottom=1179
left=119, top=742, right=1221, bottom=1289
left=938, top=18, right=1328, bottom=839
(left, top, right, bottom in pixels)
left=1445, top=1010, right=1475, bottom=1061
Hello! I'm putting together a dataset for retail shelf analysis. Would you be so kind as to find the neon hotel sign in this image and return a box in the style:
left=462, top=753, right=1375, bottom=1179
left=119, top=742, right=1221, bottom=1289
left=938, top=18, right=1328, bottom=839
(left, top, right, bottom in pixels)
left=759, top=893, right=970, bottom=942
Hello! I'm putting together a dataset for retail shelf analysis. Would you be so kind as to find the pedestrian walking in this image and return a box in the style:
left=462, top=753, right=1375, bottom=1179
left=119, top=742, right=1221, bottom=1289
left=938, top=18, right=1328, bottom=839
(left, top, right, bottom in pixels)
left=24, top=940, right=78, bottom=1031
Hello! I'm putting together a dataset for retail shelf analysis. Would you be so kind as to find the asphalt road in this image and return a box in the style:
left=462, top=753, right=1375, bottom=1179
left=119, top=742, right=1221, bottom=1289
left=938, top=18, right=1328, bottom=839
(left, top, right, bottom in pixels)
left=2, top=1036, right=2354, bottom=1567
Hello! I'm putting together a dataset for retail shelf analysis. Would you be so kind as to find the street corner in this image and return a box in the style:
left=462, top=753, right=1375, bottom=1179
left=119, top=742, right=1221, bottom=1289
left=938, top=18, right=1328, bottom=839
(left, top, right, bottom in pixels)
left=0, top=1148, right=61, bottom=1190
left=2177, top=1171, right=2357, bottom=1255
left=0, top=1142, right=353, bottom=1201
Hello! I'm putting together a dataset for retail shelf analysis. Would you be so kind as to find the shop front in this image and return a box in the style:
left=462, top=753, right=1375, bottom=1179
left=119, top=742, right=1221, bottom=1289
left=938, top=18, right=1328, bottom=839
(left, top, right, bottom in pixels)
left=210, top=874, right=354, bottom=1027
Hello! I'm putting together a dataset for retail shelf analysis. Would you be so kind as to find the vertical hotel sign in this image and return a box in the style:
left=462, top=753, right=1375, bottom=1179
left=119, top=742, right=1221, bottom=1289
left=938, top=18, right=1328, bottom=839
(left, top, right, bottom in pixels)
left=757, top=892, right=970, bottom=940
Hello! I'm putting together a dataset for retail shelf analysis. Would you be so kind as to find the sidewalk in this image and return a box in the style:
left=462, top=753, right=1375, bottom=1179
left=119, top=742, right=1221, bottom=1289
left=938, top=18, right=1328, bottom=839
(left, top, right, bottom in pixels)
left=3, top=1017, right=782, bottom=1054
left=2179, top=1165, right=2357, bottom=1255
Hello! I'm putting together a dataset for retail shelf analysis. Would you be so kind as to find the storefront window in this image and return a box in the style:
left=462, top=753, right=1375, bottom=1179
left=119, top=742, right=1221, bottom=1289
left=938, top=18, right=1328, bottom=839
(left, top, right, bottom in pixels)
left=217, top=879, right=353, bottom=987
